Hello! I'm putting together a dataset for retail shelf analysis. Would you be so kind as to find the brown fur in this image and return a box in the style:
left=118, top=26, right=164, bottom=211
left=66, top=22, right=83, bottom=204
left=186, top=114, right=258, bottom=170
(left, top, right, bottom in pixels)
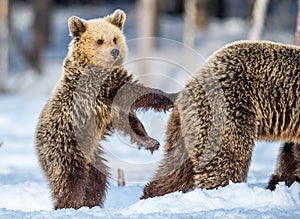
left=35, top=10, right=176, bottom=209
left=267, top=142, right=300, bottom=190
left=143, top=41, right=300, bottom=199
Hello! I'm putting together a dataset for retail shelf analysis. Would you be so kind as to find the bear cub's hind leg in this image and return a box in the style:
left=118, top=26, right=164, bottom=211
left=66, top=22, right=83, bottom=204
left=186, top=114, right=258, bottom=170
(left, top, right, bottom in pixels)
left=53, top=162, right=89, bottom=209
left=84, top=162, right=108, bottom=208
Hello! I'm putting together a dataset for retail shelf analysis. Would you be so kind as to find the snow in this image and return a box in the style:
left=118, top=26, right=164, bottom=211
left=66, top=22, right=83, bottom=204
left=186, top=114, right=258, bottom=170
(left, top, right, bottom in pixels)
left=0, top=93, right=299, bottom=219
left=1, top=3, right=299, bottom=219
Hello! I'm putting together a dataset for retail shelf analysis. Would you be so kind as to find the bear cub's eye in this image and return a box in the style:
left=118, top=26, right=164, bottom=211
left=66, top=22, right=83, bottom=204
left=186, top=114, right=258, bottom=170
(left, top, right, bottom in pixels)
left=113, top=37, right=117, bottom=44
left=97, top=39, right=104, bottom=45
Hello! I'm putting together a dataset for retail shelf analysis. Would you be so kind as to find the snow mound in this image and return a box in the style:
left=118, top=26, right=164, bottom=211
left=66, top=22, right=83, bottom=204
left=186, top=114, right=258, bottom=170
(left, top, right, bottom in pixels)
left=127, top=182, right=300, bottom=215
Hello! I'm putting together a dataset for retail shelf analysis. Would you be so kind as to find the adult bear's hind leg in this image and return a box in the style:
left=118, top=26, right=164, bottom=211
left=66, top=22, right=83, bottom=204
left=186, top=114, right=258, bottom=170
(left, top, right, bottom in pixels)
left=142, top=108, right=195, bottom=199
left=267, top=142, right=300, bottom=190
left=190, top=107, right=257, bottom=189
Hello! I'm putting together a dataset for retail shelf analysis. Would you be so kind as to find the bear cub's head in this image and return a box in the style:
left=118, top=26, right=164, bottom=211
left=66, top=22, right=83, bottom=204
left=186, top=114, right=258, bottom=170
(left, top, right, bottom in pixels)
left=68, top=9, right=127, bottom=67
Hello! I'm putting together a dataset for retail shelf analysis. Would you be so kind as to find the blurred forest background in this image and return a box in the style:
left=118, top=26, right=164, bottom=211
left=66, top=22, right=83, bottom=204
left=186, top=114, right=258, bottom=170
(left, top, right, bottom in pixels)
left=0, top=0, right=298, bottom=94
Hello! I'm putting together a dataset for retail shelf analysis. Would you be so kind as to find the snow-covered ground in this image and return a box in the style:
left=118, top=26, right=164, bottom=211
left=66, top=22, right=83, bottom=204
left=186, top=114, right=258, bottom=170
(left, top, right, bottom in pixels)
left=1, top=93, right=300, bottom=218
left=0, top=3, right=299, bottom=218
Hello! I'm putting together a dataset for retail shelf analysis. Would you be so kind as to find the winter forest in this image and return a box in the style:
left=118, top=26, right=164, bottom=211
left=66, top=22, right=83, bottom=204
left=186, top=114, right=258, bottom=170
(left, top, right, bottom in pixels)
left=0, top=0, right=300, bottom=218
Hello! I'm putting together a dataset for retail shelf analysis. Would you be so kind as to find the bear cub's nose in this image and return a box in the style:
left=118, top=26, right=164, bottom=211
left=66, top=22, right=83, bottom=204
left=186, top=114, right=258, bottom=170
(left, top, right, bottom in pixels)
left=111, top=49, right=119, bottom=59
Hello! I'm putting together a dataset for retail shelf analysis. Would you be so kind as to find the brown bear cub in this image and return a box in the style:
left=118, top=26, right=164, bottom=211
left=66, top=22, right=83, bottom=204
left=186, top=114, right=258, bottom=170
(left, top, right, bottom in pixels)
left=35, top=10, right=176, bottom=209
left=142, top=41, right=300, bottom=199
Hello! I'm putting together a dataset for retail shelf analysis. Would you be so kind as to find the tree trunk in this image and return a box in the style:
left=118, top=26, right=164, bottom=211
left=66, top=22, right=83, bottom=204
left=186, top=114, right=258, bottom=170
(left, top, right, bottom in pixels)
left=117, top=168, right=125, bottom=187
left=183, top=0, right=197, bottom=48
left=31, top=0, right=52, bottom=73
left=10, top=0, right=51, bottom=74
left=0, top=0, right=9, bottom=93
left=196, top=0, right=208, bottom=29
left=136, top=0, right=159, bottom=74
left=295, top=0, right=300, bottom=45
left=182, top=0, right=198, bottom=72
left=248, top=0, right=270, bottom=40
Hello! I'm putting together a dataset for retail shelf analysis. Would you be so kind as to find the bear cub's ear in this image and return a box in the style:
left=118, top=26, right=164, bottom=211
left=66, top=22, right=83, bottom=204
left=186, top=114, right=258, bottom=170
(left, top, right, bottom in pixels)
left=106, top=9, right=126, bottom=30
left=68, top=16, right=87, bottom=38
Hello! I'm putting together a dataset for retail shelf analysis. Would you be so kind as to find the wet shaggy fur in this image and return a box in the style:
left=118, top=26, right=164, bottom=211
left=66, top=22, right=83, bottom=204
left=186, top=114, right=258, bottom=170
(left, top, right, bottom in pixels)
left=142, top=41, right=300, bottom=199
left=35, top=10, right=176, bottom=209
